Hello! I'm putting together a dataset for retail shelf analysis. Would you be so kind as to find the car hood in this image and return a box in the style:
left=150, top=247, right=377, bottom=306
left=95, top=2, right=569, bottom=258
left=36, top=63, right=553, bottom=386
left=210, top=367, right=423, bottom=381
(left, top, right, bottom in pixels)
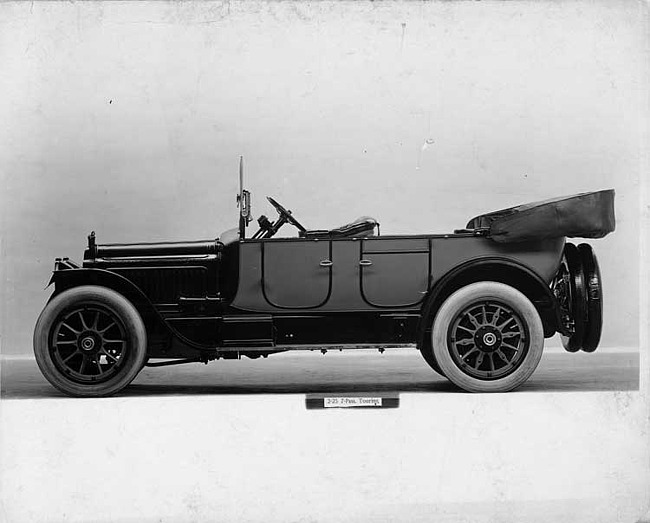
left=85, top=239, right=221, bottom=261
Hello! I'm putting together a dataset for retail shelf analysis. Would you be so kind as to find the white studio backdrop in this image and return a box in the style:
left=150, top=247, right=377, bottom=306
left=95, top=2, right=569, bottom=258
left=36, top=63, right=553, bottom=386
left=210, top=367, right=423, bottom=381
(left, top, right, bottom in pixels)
left=0, top=1, right=644, bottom=355
left=0, top=1, right=644, bottom=357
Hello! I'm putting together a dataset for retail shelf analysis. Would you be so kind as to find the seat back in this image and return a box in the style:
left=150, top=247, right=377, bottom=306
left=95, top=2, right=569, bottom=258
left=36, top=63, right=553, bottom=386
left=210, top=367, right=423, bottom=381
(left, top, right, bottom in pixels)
left=301, top=216, right=378, bottom=239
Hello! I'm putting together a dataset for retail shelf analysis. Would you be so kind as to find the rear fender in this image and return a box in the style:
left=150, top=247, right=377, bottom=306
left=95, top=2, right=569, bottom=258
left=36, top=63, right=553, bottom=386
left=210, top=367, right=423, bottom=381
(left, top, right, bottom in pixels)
left=417, top=258, right=563, bottom=349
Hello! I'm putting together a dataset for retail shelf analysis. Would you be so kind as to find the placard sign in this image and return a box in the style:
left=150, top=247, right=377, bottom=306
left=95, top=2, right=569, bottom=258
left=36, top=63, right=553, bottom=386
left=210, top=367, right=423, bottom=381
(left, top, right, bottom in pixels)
left=306, top=394, right=399, bottom=410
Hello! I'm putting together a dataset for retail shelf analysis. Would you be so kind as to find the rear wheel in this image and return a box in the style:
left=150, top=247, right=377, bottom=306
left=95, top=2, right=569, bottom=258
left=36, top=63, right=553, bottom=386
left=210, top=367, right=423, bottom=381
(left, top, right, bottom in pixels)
left=431, top=282, right=544, bottom=393
left=34, top=286, right=147, bottom=397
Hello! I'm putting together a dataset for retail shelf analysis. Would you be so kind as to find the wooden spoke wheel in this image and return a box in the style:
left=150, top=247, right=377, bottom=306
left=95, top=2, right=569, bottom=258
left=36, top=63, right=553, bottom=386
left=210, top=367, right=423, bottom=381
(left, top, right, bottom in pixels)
left=34, top=286, right=147, bottom=397
left=431, top=282, right=544, bottom=393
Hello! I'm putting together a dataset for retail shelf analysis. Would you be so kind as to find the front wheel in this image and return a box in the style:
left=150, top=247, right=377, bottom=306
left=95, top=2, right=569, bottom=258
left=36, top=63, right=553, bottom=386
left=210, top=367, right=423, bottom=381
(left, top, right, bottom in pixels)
left=431, top=282, right=544, bottom=393
left=34, top=285, right=147, bottom=397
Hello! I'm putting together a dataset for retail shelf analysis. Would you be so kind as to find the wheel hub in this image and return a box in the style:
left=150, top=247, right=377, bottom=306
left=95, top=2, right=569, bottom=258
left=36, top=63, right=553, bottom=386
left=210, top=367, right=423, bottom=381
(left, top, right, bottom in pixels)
left=447, top=299, right=530, bottom=381
left=78, top=331, right=101, bottom=354
left=50, top=305, right=130, bottom=385
left=474, top=326, right=502, bottom=353
left=483, top=333, right=497, bottom=346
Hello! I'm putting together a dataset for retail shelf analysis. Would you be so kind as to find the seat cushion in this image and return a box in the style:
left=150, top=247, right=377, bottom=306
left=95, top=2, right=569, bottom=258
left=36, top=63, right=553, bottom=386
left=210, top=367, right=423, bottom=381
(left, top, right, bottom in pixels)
left=301, top=216, right=378, bottom=239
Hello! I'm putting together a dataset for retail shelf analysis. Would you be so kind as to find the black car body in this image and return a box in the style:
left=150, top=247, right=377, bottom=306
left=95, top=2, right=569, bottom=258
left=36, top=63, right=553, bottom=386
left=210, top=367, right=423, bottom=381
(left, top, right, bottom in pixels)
left=33, top=165, right=615, bottom=396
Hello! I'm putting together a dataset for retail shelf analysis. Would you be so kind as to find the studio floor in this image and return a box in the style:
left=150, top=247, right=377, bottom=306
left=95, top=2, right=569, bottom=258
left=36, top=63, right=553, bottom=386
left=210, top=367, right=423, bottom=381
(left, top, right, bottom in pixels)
left=1, top=349, right=648, bottom=523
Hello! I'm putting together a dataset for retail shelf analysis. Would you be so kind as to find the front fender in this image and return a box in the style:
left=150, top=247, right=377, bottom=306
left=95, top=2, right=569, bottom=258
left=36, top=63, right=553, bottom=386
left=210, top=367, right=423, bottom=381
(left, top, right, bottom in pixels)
left=49, top=268, right=214, bottom=353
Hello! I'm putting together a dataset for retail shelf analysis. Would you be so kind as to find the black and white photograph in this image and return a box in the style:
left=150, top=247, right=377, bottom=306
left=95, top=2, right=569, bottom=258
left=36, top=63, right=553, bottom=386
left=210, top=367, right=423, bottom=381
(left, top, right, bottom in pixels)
left=0, top=1, right=648, bottom=521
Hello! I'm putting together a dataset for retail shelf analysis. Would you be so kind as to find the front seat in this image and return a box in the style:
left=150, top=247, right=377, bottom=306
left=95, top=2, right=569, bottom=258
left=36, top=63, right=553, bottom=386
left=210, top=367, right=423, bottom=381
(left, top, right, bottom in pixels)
left=300, top=216, right=379, bottom=239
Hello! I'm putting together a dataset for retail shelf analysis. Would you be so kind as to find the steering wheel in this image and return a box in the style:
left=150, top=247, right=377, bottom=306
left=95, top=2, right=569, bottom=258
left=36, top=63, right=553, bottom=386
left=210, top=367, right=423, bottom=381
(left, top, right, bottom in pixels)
left=266, top=196, right=307, bottom=233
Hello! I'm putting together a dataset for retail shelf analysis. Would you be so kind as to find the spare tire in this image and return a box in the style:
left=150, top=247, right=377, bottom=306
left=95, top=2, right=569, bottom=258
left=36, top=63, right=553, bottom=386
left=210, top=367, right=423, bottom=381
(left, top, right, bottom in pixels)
left=556, top=243, right=587, bottom=353
left=578, top=243, right=603, bottom=352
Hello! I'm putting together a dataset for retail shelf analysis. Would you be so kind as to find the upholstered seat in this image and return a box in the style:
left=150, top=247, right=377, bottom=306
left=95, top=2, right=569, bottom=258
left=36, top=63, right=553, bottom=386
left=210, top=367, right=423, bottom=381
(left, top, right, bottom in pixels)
left=300, top=216, right=379, bottom=239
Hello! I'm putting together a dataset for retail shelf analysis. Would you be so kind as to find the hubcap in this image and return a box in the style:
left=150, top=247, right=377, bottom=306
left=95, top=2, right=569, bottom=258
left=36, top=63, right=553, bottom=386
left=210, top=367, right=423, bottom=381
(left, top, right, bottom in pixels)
left=474, top=326, right=502, bottom=352
left=50, top=306, right=128, bottom=384
left=80, top=335, right=97, bottom=352
left=483, top=333, right=496, bottom=346
left=448, top=300, right=529, bottom=380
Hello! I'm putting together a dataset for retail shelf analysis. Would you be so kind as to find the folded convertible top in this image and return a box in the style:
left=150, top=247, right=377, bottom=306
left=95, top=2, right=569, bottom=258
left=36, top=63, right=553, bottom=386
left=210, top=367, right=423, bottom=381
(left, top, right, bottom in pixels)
left=465, top=189, right=616, bottom=244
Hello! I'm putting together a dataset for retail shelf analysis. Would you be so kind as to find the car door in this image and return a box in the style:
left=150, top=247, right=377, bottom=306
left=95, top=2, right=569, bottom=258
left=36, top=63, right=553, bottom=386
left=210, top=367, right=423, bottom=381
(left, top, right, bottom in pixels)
left=359, top=237, right=430, bottom=308
left=262, top=239, right=332, bottom=309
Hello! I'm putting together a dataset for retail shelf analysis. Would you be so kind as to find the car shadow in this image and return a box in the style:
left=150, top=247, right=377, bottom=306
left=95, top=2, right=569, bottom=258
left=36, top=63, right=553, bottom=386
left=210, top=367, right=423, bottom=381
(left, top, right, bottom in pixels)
left=1, top=352, right=639, bottom=399
left=121, top=380, right=460, bottom=397
left=1, top=360, right=459, bottom=399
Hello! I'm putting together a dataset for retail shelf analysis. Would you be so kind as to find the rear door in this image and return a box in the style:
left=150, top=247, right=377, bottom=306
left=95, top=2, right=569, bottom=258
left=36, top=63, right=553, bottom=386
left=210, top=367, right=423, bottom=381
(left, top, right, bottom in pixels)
left=262, top=239, right=332, bottom=309
left=359, top=238, right=430, bottom=308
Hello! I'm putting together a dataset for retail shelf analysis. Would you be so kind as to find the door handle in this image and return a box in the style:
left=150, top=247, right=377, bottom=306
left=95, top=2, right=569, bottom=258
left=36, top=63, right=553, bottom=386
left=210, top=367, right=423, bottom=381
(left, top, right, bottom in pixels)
left=319, top=259, right=333, bottom=267
left=359, top=259, right=373, bottom=266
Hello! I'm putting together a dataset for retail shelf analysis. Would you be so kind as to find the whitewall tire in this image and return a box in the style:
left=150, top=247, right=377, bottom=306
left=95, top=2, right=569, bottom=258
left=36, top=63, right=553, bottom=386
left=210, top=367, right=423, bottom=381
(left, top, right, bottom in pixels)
left=431, top=282, right=544, bottom=393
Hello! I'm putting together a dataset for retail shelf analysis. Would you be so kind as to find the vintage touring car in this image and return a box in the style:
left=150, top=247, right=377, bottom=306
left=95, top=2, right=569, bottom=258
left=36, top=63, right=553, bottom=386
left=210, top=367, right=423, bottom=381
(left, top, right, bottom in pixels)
left=33, top=162, right=616, bottom=396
